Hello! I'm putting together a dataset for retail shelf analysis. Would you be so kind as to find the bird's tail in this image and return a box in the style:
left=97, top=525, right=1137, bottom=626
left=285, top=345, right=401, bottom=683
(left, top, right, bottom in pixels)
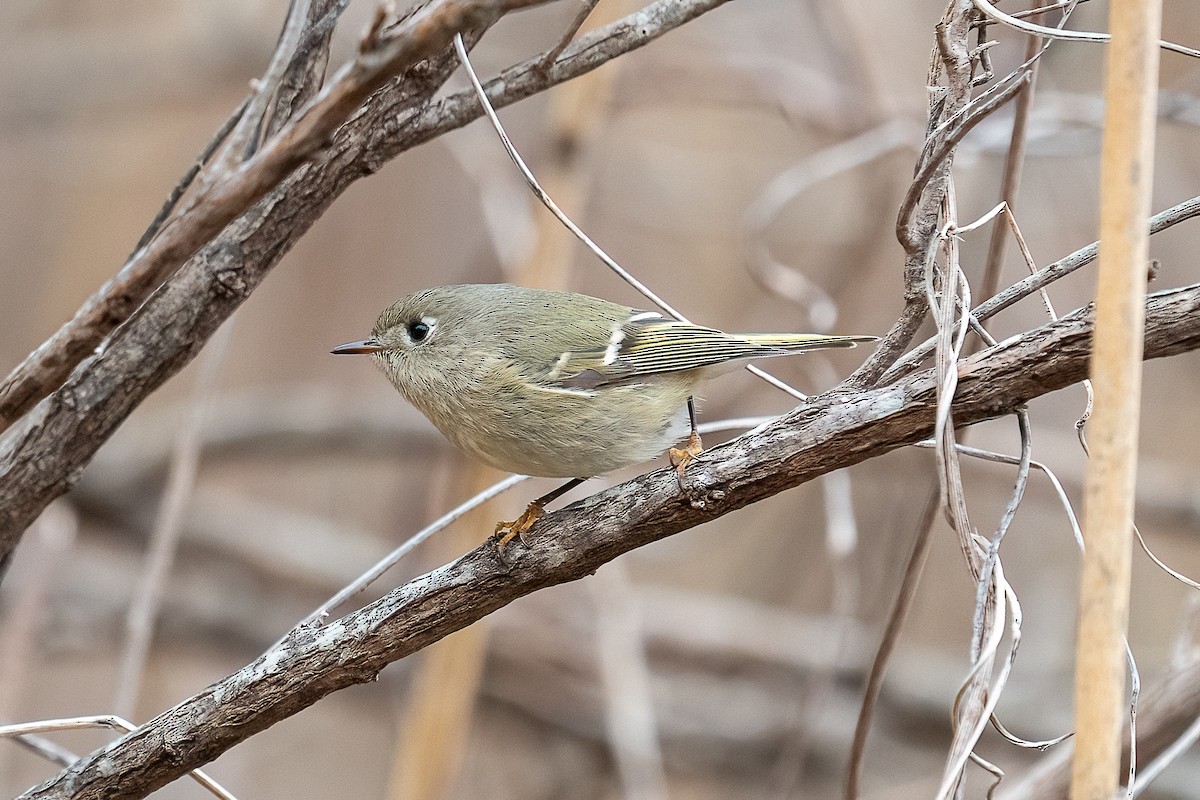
left=738, top=333, right=878, bottom=353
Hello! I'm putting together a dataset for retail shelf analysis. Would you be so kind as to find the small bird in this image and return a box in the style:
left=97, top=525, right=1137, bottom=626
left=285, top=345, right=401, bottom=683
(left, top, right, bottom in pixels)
left=332, top=284, right=874, bottom=549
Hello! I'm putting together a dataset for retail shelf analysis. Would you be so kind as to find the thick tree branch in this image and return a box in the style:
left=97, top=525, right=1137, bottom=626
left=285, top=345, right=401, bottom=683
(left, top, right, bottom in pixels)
left=0, top=0, right=741, bottom=568
left=17, top=283, right=1200, bottom=800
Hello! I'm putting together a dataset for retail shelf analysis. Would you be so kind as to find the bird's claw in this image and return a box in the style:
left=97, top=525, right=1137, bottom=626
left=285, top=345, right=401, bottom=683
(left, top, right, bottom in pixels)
left=669, top=431, right=724, bottom=509
left=494, top=501, right=546, bottom=558
left=669, top=430, right=704, bottom=487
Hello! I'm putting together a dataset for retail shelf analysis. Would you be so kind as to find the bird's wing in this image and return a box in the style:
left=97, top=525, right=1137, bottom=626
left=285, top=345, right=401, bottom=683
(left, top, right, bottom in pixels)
left=543, top=313, right=864, bottom=390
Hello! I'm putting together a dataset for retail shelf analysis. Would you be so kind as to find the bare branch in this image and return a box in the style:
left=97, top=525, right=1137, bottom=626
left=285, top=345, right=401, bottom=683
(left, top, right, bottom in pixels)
left=263, top=0, right=348, bottom=138
left=215, top=0, right=314, bottom=168
left=1, top=716, right=236, bottom=800
left=16, top=283, right=1200, bottom=800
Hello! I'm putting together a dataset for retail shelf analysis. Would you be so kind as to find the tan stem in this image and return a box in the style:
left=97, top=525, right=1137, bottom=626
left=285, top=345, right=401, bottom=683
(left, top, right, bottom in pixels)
left=1070, top=0, right=1162, bottom=797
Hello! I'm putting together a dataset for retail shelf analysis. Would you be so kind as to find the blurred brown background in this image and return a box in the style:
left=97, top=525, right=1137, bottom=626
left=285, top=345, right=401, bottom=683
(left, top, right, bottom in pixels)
left=2, top=1, right=1199, bottom=798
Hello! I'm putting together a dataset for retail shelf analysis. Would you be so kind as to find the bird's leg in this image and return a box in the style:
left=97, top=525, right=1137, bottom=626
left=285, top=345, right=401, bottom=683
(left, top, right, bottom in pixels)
left=495, top=477, right=587, bottom=554
left=668, top=397, right=704, bottom=483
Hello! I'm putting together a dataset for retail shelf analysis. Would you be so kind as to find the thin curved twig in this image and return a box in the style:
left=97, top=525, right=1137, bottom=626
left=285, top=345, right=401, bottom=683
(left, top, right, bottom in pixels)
left=973, top=0, right=1200, bottom=59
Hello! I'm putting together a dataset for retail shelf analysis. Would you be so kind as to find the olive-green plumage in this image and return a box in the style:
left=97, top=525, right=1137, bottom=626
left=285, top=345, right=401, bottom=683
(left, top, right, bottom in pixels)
left=333, top=284, right=874, bottom=478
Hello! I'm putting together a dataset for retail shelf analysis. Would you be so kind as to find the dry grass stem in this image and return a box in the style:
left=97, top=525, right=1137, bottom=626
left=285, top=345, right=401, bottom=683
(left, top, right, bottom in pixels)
left=843, top=485, right=939, bottom=800
left=981, top=14, right=1044, bottom=299
left=291, top=473, right=529, bottom=633
left=1070, top=0, right=1162, bottom=796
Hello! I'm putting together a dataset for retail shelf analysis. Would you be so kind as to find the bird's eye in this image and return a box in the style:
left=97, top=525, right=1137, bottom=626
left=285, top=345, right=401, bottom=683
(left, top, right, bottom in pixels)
left=407, top=321, right=431, bottom=342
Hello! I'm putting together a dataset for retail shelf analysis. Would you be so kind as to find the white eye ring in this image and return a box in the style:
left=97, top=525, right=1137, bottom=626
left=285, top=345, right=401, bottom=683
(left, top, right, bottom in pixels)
left=406, top=316, right=437, bottom=344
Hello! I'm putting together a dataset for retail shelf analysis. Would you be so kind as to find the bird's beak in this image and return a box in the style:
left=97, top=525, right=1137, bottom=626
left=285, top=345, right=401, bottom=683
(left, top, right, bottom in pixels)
left=331, top=337, right=384, bottom=355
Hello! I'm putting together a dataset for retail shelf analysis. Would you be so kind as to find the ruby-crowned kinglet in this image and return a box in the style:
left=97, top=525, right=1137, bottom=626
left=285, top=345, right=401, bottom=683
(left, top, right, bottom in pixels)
left=332, top=283, right=873, bottom=543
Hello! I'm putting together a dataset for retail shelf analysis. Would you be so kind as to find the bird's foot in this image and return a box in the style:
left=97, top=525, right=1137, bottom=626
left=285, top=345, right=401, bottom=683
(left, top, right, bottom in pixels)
left=669, top=431, right=725, bottom=509
left=494, top=501, right=545, bottom=558
left=669, top=430, right=704, bottom=485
